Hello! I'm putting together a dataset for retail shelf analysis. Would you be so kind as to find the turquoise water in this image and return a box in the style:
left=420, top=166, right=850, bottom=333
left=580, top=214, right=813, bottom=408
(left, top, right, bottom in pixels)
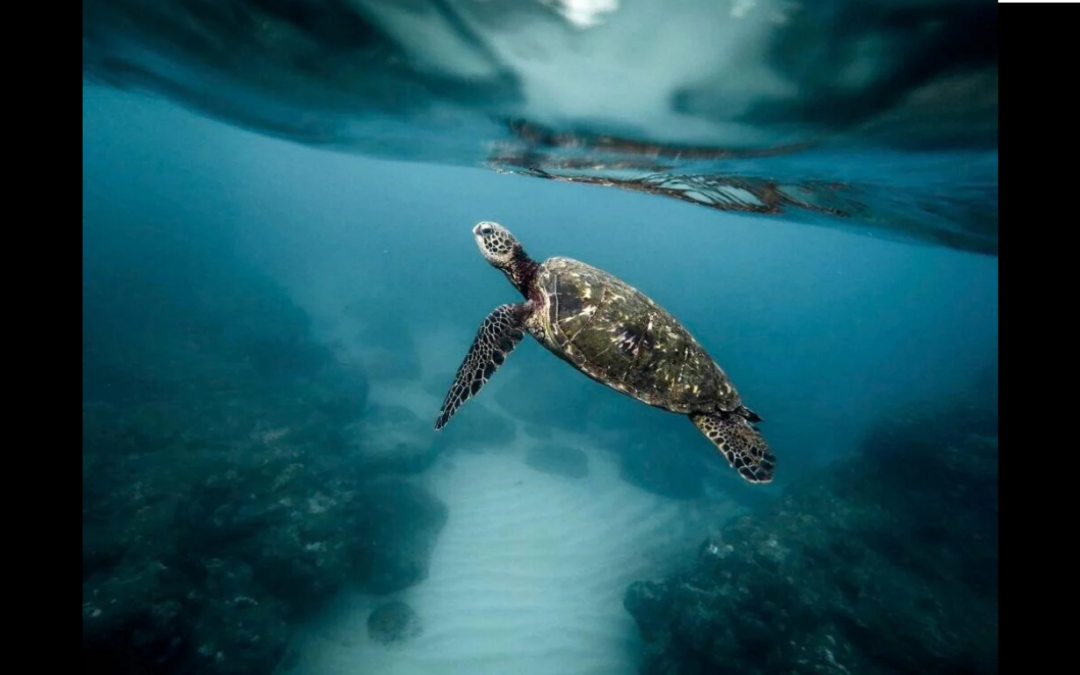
left=82, top=3, right=998, bottom=674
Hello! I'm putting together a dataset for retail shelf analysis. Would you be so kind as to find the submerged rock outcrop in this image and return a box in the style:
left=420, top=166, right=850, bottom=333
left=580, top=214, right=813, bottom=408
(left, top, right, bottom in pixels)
left=83, top=217, right=447, bottom=674
left=83, top=363, right=448, bottom=675
left=625, top=396, right=998, bottom=675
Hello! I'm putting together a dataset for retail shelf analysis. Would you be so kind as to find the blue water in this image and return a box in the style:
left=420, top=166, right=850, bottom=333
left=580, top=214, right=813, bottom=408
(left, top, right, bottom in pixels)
left=82, top=3, right=998, bottom=673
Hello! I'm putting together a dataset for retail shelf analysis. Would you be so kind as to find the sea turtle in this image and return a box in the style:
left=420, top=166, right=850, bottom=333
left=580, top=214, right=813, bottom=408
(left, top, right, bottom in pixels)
left=434, top=221, right=776, bottom=483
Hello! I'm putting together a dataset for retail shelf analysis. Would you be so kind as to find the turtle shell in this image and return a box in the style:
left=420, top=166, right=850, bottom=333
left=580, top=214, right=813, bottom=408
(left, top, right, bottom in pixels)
left=532, top=257, right=740, bottom=413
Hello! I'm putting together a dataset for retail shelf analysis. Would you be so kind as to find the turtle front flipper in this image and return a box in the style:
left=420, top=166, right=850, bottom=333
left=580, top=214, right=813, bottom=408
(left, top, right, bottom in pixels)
left=690, top=411, right=776, bottom=484
left=435, top=303, right=528, bottom=430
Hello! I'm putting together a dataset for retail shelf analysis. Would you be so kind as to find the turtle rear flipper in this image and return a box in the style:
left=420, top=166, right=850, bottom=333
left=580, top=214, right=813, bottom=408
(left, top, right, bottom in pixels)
left=435, top=303, right=528, bottom=430
left=690, top=411, right=776, bottom=483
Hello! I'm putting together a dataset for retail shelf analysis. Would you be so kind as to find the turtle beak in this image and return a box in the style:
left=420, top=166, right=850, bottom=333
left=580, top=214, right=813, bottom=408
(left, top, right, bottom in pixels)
left=472, top=223, right=482, bottom=236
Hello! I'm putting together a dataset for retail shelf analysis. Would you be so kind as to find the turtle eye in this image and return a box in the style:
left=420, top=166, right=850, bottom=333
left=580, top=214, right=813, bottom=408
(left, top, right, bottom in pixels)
left=479, top=223, right=493, bottom=235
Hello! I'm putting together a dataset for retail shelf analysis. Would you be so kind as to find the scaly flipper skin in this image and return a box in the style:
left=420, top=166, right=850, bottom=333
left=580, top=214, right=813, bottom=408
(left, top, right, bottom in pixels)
left=690, top=411, right=776, bottom=483
left=435, top=303, right=527, bottom=430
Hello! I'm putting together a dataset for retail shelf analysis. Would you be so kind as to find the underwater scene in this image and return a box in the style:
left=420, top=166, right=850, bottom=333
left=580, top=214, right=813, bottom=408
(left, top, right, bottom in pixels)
left=82, top=1, right=998, bottom=674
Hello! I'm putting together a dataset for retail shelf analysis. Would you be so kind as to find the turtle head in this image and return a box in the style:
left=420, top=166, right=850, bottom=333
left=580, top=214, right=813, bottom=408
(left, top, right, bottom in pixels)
left=473, top=221, right=521, bottom=268
left=472, top=221, right=537, bottom=296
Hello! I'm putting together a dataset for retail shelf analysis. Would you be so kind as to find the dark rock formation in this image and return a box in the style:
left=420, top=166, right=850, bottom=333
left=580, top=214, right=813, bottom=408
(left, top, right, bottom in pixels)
left=84, top=394, right=449, bottom=674
left=368, top=601, right=423, bottom=645
left=185, top=565, right=290, bottom=675
left=624, top=400, right=998, bottom=675
left=83, top=216, right=445, bottom=674
left=525, top=444, right=589, bottom=479
left=352, top=479, right=449, bottom=594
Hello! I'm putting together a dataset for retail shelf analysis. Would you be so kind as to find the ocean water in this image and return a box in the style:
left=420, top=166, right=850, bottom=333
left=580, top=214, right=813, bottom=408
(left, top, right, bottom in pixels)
left=82, top=3, right=998, bottom=674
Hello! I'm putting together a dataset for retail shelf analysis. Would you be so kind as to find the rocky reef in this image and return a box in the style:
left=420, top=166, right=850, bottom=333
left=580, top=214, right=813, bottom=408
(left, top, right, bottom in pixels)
left=83, top=219, right=447, bottom=674
left=84, top=377, right=447, bottom=675
left=625, top=392, right=998, bottom=675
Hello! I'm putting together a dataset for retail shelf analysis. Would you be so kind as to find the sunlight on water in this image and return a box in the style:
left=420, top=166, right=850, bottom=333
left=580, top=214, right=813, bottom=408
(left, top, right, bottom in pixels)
left=84, top=0, right=997, bottom=254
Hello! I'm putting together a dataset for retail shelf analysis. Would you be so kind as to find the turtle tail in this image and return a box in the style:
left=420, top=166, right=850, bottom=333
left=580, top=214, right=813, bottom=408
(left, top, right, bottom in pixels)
left=739, top=405, right=762, bottom=423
